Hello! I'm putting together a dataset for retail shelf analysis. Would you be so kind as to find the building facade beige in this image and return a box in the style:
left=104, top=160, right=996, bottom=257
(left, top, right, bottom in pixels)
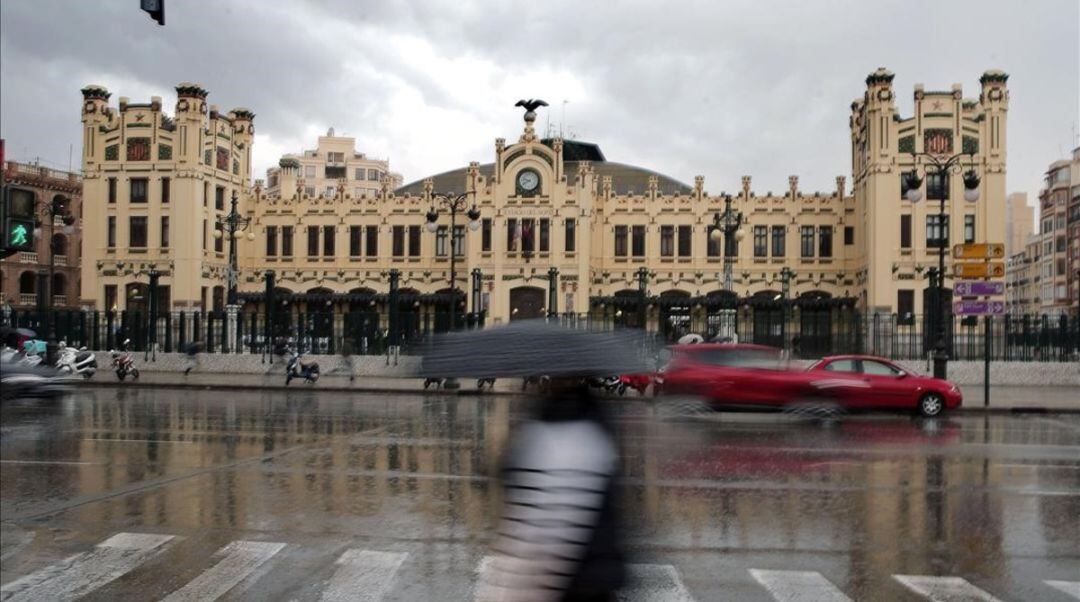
left=1005, top=192, right=1034, bottom=259
left=263, top=130, right=401, bottom=201
left=78, top=70, right=1010, bottom=343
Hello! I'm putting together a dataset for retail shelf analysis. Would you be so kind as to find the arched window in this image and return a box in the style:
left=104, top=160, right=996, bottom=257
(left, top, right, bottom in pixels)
left=52, top=273, right=66, bottom=297
left=19, top=271, right=36, bottom=294
left=51, top=233, right=68, bottom=257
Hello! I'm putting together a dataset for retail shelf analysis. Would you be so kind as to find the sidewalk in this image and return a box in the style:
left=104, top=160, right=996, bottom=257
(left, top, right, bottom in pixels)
left=84, top=370, right=1079, bottom=413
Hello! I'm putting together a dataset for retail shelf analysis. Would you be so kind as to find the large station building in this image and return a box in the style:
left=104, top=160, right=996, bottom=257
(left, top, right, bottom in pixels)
left=78, top=69, right=1008, bottom=343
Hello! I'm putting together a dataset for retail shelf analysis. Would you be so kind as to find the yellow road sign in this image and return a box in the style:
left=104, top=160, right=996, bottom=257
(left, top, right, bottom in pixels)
left=953, top=262, right=1005, bottom=278
left=952, top=243, right=1005, bottom=259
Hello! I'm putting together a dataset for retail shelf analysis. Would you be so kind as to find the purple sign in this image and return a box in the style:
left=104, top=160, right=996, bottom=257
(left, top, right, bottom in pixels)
left=953, top=300, right=1005, bottom=315
left=954, top=280, right=1005, bottom=296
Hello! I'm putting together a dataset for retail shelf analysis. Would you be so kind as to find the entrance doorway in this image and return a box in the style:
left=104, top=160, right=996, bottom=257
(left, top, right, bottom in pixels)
left=510, top=286, right=545, bottom=321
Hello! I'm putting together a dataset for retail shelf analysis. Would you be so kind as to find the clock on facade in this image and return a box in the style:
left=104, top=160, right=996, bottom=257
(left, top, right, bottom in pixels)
left=516, top=169, right=540, bottom=196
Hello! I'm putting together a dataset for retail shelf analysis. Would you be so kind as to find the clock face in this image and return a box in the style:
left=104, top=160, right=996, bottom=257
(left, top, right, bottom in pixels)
left=517, top=170, right=539, bottom=192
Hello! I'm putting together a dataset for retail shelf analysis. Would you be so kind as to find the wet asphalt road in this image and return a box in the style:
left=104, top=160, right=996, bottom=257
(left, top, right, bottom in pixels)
left=1, top=387, right=1078, bottom=601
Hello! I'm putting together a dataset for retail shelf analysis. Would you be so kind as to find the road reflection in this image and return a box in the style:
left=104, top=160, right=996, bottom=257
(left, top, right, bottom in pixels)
left=1, top=388, right=1077, bottom=595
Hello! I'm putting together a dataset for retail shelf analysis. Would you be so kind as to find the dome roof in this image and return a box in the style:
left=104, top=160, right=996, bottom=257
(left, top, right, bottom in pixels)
left=395, top=140, right=692, bottom=197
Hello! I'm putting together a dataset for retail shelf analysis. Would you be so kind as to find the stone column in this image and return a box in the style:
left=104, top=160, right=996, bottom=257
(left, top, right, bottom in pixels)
left=226, top=304, right=240, bottom=354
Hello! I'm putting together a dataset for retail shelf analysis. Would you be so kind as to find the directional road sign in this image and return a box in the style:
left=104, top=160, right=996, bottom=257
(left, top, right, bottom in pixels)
left=953, top=300, right=1005, bottom=315
left=954, top=280, right=1005, bottom=296
left=953, top=243, right=1005, bottom=259
left=953, top=262, right=1005, bottom=278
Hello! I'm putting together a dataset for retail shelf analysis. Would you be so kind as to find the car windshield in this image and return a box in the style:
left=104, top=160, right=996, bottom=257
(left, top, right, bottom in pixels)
left=689, top=348, right=782, bottom=369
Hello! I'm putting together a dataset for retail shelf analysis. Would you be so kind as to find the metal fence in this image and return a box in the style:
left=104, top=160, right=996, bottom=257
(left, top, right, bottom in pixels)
left=2, top=309, right=1077, bottom=362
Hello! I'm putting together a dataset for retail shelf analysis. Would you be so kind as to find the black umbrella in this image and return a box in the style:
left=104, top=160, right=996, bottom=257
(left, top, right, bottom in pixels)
left=418, top=319, right=655, bottom=378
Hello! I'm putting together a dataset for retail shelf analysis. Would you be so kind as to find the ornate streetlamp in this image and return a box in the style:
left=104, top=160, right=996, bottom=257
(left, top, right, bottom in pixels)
left=425, top=191, right=480, bottom=332
left=213, top=190, right=255, bottom=350
left=709, top=195, right=745, bottom=293
left=32, top=195, right=75, bottom=363
left=904, top=149, right=980, bottom=379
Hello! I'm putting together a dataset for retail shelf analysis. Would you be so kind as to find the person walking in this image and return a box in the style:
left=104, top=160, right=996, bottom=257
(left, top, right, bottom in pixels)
left=183, top=341, right=204, bottom=375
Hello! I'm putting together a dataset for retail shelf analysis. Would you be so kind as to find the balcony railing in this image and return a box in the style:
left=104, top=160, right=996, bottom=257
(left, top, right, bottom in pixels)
left=54, top=255, right=68, bottom=266
left=19, top=294, right=36, bottom=306
left=18, top=252, right=38, bottom=263
left=52, top=295, right=67, bottom=306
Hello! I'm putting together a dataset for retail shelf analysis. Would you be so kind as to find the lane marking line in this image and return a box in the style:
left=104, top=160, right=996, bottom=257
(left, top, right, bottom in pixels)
left=1045, top=580, right=1080, bottom=600
left=160, top=540, right=285, bottom=602
left=617, top=563, right=696, bottom=602
left=319, top=549, right=407, bottom=602
left=0, top=532, right=174, bottom=601
left=893, top=575, right=1003, bottom=602
left=750, top=568, right=852, bottom=602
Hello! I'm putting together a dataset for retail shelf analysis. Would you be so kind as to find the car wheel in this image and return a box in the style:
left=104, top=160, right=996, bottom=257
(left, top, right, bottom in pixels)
left=132, top=369, right=140, bottom=380
left=918, top=392, right=945, bottom=417
left=117, top=371, right=126, bottom=381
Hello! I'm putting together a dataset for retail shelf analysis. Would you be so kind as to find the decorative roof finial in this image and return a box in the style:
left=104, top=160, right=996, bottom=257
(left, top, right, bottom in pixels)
left=514, top=99, right=548, bottom=124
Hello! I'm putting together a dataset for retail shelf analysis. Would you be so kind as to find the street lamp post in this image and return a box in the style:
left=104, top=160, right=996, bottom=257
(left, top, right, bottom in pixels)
left=426, top=192, right=479, bottom=391
left=903, top=150, right=981, bottom=379
left=709, top=195, right=745, bottom=293
left=214, top=190, right=255, bottom=352
left=780, top=267, right=793, bottom=354
left=425, top=191, right=480, bottom=332
left=34, top=195, right=75, bottom=364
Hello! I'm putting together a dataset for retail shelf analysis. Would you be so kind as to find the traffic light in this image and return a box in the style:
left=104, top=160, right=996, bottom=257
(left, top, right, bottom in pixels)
left=3, top=185, right=37, bottom=254
left=141, top=0, right=165, bottom=26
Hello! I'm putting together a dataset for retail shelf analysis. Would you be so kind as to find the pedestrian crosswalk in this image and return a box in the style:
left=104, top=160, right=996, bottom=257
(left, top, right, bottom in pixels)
left=1, top=531, right=1077, bottom=602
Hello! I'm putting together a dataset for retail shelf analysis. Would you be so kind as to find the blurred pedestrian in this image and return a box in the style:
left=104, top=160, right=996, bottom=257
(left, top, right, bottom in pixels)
left=340, top=335, right=356, bottom=383
left=183, top=341, right=204, bottom=375
left=476, top=377, right=625, bottom=602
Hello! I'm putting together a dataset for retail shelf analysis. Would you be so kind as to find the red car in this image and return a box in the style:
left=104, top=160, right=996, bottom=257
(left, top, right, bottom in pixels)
left=805, top=355, right=962, bottom=417
left=659, top=345, right=962, bottom=416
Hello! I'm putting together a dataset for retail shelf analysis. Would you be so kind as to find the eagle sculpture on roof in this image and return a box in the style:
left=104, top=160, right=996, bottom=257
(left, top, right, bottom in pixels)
left=515, top=99, right=548, bottom=123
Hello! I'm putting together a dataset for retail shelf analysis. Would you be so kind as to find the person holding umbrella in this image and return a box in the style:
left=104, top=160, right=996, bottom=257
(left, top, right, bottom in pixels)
left=421, top=320, right=651, bottom=601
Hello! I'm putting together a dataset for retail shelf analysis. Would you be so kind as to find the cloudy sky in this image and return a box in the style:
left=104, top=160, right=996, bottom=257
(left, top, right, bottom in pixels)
left=1, top=0, right=1076, bottom=200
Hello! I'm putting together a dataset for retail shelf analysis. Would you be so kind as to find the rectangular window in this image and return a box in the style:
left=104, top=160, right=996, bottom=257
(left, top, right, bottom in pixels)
left=349, top=226, right=361, bottom=257
left=307, top=225, right=319, bottom=257
left=614, top=225, right=628, bottom=257
left=392, top=225, right=405, bottom=257
left=327, top=151, right=344, bottom=162
left=203, top=182, right=209, bottom=207
left=281, top=226, right=293, bottom=257
left=304, top=186, right=315, bottom=197
left=108, top=178, right=117, bottom=203
left=324, top=186, right=335, bottom=198
left=323, top=225, right=335, bottom=256
left=897, top=289, right=915, bottom=322
left=521, top=219, right=535, bottom=253
left=819, top=226, right=833, bottom=258
left=202, top=219, right=207, bottom=250
left=364, top=225, right=377, bottom=256
left=160, top=216, right=169, bottom=249
left=266, top=226, right=277, bottom=256
left=215, top=186, right=225, bottom=210
left=926, top=215, right=949, bottom=248
left=161, top=177, right=170, bottom=204
left=660, top=225, right=674, bottom=257
left=406, top=225, right=420, bottom=257
left=214, top=226, right=223, bottom=252
left=900, top=173, right=911, bottom=200
left=304, top=165, right=315, bottom=178
left=367, top=169, right=378, bottom=180
left=800, top=226, right=815, bottom=258
left=482, top=218, right=492, bottom=252
left=436, top=226, right=448, bottom=257
left=844, top=225, right=854, bottom=246
left=753, top=225, right=767, bottom=257
left=129, top=216, right=148, bottom=248
left=507, top=219, right=518, bottom=252
left=927, top=172, right=949, bottom=200
left=964, top=215, right=975, bottom=243
left=539, top=219, right=550, bottom=252
left=900, top=215, right=912, bottom=248
left=771, top=225, right=786, bottom=257
left=107, top=216, right=116, bottom=248
left=130, top=178, right=148, bottom=203
left=325, top=166, right=346, bottom=179
left=631, top=225, right=646, bottom=257
left=104, top=285, right=117, bottom=312
left=678, top=225, right=692, bottom=257
left=453, top=225, right=465, bottom=257
left=355, top=168, right=364, bottom=180
left=565, top=218, right=576, bottom=253
left=707, top=228, right=721, bottom=257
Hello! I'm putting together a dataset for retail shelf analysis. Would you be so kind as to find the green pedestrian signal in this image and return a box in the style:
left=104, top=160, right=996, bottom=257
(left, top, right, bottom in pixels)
left=10, top=222, right=29, bottom=246
left=5, top=218, right=34, bottom=251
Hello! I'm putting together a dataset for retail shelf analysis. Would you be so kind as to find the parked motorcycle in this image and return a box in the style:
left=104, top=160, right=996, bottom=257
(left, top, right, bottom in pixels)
left=285, top=348, right=320, bottom=384
left=587, top=375, right=626, bottom=396
left=111, top=339, right=140, bottom=381
left=56, top=343, right=97, bottom=379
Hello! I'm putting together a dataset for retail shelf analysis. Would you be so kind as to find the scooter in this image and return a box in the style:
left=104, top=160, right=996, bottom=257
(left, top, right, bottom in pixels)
left=587, top=375, right=626, bottom=396
left=56, top=343, right=97, bottom=379
left=285, top=348, right=320, bottom=384
left=111, top=339, right=139, bottom=381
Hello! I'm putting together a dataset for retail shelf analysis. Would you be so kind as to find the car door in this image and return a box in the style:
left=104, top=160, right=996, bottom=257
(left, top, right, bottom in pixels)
left=811, top=359, right=870, bottom=407
left=859, top=359, right=911, bottom=407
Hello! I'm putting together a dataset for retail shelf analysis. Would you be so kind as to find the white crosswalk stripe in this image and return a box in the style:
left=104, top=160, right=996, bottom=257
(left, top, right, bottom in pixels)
left=894, top=575, right=1004, bottom=602
left=319, top=549, right=408, bottom=602
left=617, top=563, right=696, bottom=602
left=160, top=540, right=285, bottom=602
left=750, top=569, right=852, bottom=602
left=0, top=532, right=174, bottom=602
left=1046, top=580, right=1080, bottom=600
